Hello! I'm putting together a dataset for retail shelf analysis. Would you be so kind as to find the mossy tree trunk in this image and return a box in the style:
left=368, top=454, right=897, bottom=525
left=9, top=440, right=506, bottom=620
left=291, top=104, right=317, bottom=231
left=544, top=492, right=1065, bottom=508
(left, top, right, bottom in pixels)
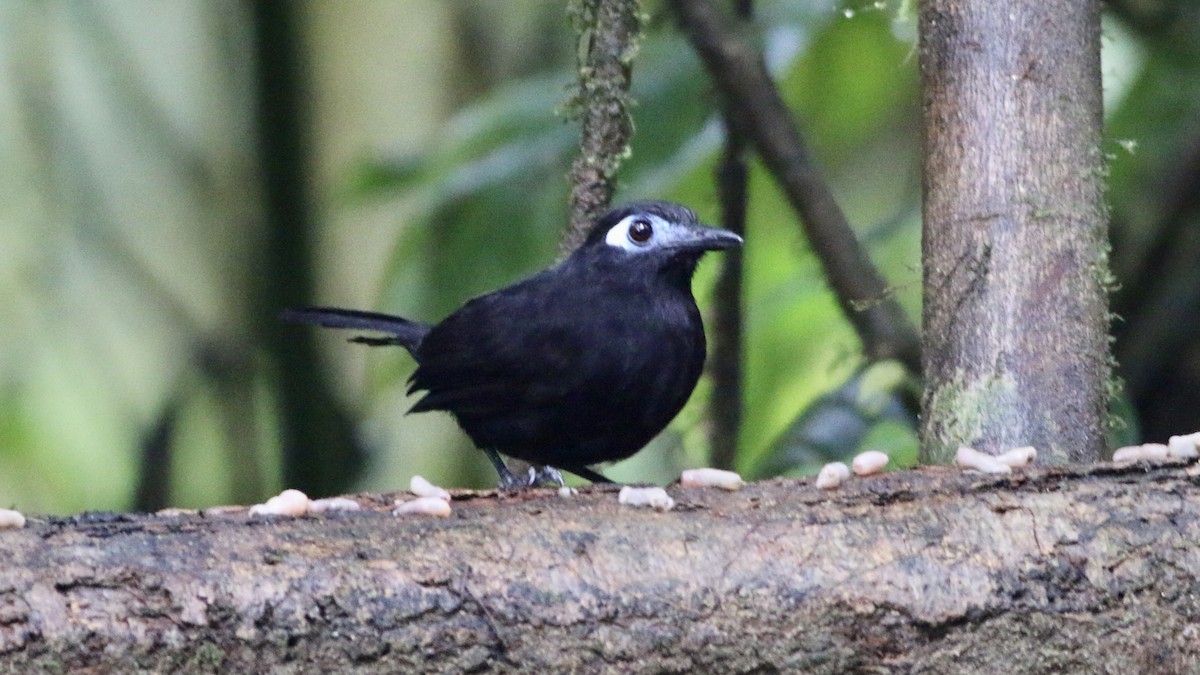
left=919, top=0, right=1112, bottom=464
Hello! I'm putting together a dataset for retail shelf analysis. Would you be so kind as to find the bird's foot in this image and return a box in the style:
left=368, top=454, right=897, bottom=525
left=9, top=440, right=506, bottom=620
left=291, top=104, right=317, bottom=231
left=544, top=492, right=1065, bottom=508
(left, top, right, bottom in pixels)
left=485, top=448, right=527, bottom=491
left=496, top=469, right=527, bottom=491
left=526, top=465, right=566, bottom=488
left=484, top=448, right=566, bottom=489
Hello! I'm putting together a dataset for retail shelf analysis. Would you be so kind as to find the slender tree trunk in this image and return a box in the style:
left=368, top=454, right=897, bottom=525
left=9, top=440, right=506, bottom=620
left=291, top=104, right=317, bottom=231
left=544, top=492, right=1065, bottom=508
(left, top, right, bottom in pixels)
left=707, top=0, right=753, bottom=470
left=919, top=0, right=1111, bottom=464
left=563, top=0, right=641, bottom=252
left=669, top=0, right=921, bottom=374
left=251, top=1, right=366, bottom=495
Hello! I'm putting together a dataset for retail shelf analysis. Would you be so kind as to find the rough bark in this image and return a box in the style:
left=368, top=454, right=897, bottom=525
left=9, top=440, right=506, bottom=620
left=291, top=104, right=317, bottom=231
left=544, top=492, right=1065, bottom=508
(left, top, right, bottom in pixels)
left=2, top=464, right=1199, bottom=673
left=563, top=0, right=641, bottom=252
left=919, top=0, right=1111, bottom=464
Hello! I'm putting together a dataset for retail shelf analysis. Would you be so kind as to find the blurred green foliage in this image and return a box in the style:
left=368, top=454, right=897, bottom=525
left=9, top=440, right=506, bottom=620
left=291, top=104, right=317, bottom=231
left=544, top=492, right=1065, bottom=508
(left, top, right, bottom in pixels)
left=0, top=0, right=1191, bottom=513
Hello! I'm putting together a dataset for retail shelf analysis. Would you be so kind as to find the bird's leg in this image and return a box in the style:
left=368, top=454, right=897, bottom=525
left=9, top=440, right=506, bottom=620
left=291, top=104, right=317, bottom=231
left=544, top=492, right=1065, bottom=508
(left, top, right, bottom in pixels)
left=483, top=448, right=524, bottom=490
left=527, top=465, right=566, bottom=488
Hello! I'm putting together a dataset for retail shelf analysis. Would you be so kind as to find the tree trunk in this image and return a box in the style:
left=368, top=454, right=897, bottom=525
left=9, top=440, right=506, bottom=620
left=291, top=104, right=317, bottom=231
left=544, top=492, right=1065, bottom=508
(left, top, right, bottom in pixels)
left=919, top=0, right=1111, bottom=464
left=563, top=0, right=640, bottom=252
left=252, top=0, right=366, bottom=496
left=1, top=464, right=1197, bottom=673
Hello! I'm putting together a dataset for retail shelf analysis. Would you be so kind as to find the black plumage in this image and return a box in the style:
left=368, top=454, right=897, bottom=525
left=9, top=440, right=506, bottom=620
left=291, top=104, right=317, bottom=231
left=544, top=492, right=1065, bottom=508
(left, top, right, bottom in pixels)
left=282, top=201, right=742, bottom=487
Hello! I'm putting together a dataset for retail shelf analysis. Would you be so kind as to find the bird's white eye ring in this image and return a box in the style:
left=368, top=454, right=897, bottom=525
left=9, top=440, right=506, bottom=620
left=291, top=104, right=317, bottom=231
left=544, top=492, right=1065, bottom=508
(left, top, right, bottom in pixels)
left=628, top=218, right=654, bottom=245
left=605, top=213, right=665, bottom=251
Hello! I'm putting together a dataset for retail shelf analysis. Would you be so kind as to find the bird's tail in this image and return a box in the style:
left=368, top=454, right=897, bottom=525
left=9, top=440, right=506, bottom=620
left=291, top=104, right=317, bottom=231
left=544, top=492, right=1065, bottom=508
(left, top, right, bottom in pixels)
left=280, top=307, right=431, bottom=354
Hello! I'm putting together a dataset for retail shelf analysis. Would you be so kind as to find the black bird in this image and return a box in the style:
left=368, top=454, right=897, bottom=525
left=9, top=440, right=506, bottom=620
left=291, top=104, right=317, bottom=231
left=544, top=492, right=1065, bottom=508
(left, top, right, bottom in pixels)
left=282, top=201, right=742, bottom=487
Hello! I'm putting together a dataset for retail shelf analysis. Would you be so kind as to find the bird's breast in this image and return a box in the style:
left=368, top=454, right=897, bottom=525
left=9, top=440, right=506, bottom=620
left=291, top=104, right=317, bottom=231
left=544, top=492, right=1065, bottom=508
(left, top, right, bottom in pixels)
left=595, top=290, right=706, bottom=415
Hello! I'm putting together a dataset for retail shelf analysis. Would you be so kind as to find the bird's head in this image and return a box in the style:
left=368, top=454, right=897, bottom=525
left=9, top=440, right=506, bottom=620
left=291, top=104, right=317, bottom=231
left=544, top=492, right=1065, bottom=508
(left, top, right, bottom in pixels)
left=581, top=201, right=743, bottom=274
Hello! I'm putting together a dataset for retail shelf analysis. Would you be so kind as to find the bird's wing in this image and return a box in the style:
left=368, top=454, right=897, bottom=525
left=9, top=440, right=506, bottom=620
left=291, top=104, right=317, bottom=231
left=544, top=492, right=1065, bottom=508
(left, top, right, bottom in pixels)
left=407, top=272, right=606, bottom=416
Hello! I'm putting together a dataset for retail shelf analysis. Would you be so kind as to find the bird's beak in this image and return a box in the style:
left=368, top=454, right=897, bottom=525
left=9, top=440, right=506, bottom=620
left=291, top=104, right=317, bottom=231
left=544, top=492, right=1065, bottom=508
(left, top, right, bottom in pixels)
left=671, top=223, right=744, bottom=252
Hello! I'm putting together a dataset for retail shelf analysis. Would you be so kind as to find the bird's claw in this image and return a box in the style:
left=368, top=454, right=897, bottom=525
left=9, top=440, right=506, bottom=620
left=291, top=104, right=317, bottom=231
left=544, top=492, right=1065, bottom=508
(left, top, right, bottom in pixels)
left=486, top=449, right=527, bottom=491
left=496, top=470, right=526, bottom=491
left=526, top=465, right=566, bottom=488
left=493, top=464, right=564, bottom=490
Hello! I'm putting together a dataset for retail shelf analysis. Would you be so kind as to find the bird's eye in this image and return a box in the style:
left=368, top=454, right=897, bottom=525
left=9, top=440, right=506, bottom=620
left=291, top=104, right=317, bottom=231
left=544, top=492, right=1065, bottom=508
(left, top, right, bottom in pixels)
left=628, top=219, right=654, bottom=244
left=604, top=214, right=663, bottom=251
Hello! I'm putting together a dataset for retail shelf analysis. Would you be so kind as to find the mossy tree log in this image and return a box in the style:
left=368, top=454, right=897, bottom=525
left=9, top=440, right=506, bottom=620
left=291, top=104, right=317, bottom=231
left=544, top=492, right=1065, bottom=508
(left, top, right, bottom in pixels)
left=2, top=464, right=1199, bottom=673
left=919, top=0, right=1112, bottom=464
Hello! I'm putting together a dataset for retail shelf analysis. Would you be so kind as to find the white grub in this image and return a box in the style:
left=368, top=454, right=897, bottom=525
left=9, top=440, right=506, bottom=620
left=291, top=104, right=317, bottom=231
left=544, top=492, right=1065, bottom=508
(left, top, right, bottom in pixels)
left=155, top=507, right=197, bottom=518
left=955, top=446, right=1012, bottom=474
left=1167, top=434, right=1200, bottom=460
left=409, top=475, right=452, bottom=502
left=680, top=468, right=745, bottom=491
left=815, top=462, right=851, bottom=490
left=558, top=486, right=578, bottom=498
left=392, top=497, right=452, bottom=518
left=995, top=446, right=1037, bottom=468
left=201, top=505, right=247, bottom=517
left=308, top=497, right=362, bottom=514
left=0, top=508, right=26, bottom=529
left=851, top=450, right=889, bottom=476
left=1112, top=443, right=1169, bottom=464
left=618, top=486, right=675, bottom=512
left=249, top=489, right=311, bottom=517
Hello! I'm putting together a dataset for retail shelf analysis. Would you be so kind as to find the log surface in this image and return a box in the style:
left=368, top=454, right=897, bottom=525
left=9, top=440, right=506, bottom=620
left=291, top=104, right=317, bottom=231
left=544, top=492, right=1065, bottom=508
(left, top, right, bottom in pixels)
left=1, top=463, right=1197, bottom=673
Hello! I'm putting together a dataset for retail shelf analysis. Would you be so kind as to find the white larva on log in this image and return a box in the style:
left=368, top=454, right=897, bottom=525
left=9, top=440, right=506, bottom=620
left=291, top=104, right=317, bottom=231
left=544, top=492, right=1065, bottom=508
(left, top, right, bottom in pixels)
left=409, top=475, right=452, bottom=502
left=955, top=446, right=1012, bottom=474
left=680, top=468, right=745, bottom=491
left=308, top=497, right=362, bottom=513
left=815, top=462, right=850, bottom=490
left=558, top=486, right=578, bottom=498
left=249, top=489, right=311, bottom=517
left=995, top=446, right=1037, bottom=468
left=1167, top=434, right=1200, bottom=460
left=1112, top=443, right=1169, bottom=464
left=0, top=508, right=26, bottom=529
left=851, top=451, right=889, bottom=476
left=200, top=505, right=246, bottom=517
left=618, top=486, right=675, bottom=511
left=393, top=497, right=452, bottom=517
